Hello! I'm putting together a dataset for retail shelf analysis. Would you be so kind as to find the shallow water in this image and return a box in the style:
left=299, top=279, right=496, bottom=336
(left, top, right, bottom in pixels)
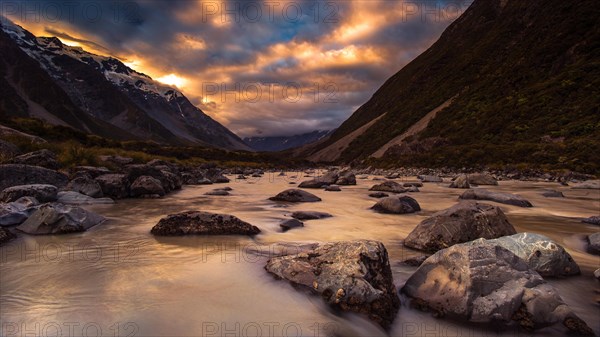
left=1, top=173, right=599, bottom=336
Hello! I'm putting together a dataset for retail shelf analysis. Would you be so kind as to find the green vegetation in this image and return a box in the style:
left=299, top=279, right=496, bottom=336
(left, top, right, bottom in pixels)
left=0, top=117, right=304, bottom=169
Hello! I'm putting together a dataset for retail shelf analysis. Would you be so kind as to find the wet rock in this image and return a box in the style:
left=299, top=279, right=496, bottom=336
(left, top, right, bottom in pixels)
left=1, top=184, right=57, bottom=203
left=265, top=240, right=400, bottom=329
left=291, top=211, right=332, bottom=221
left=587, top=232, right=600, bottom=255
left=205, top=190, right=230, bottom=196
left=9, top=149, right=59, bottom=170
left=57, top=191, right=114, bottom=205
left=95, top=174, right=129, bottom=199
left=336, top=171, right=356, bottom=185
left=582, top=216, right=600, bottom=226
left=205, top=169, right=230, bottom=183
left=299, top=172, right=339, bottom=189
left=449, top=174, right=470, bottom=189
left=0, top=197, right=39, bottom=226
left=402, top=244, right=594, bottom=335
left=460, top=189, right=533, bottom=207
left=399, top=255, right=429, bottom=267
left=467, top=173, right=498, bottom=186
left=151, top=211, right=260, bottom=236
left=541, top=190, right=564, bottom=198
left=298, top=179, right=327, bottom=189
left=324, top=185, right=341, bottom=192
left=130, top=176, right=165, bottom=198
left=67, top=176, right=103, bottom=198
left=571, top=180, right=600, bottom=190
left=369, top=181, right=407, bottom=193
left=385, top=173, right=399, bottom=179
left=280, top=219, right=304, bottom=232
left=371, top=196, right=421, bottom=214
left=216, top=187, right=233, bottom=192
left=0, top=227, right=16, bottom=245
left=369, top=192, right=389, bottom=198
left=0, top=164, right=68, bottom=190
left=418, top=175, right=442, bottom=183
left=404, top=202, right=517, bottom=252
left=464, top=233, right=580, bottom=277
left=269, top=189, right=321, bottom=203
left=17, top=203, right=105, bottom=235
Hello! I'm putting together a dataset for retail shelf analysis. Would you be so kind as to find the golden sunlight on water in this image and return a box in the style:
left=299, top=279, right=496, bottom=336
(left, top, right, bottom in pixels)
left=1, top=174, right=598, bottom=336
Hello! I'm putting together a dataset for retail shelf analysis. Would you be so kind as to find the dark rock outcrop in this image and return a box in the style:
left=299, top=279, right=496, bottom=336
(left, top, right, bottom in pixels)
left=582, top=216, right=600, bottom=226
left=269, top=189, right=322, bottom=203
left=587, top=232, right=600, bottom=255
left=369, top=192, right=389, bottom=198
left=130, top=176, right=165, bottom=198
left=280, top=219, right=304, bottom=232
left=371, top=196, right=421, bottom=214
left=1, top=184, right=57, bottom=203
left=0, top=164, right=68, bottom=190
left=291, top=211, right=332, bottom=220
left=151, top=211, right=260, bottom=236
left=369, top=181, right=407, bottom=193
left=9, top=149, right=59, bottom=169
left=467, top=173, right=498, bottom=186
left=449, top=174, right=470, bottom=189
left=95, top=174, right=129, bottom=199
left=66, top=176, right=104, bottom=198
left=404, top=202, right=517, bottom=252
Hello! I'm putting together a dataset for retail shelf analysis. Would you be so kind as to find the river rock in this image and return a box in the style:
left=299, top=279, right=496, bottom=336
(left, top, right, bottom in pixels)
left=269, top=189, right=321, bottom=203
left=130, top=176, right=165, bottom=198
left=541, top=190, right=564, bottom=198
left=402, top=244, right=594, bottom=335
left=205, top=168, right=230, bottom=183
left=291, top=211, right=332, bottom=220
left=371, top=196, right=421, bottom=214
left=0, top=227, right=15, bottom=245
left=0, top=197, right=39, bottom=226
left=459, top=189, right=533, bottom=207
left=571, top=180, right=600, bottom=190
left=70, top=166, right=111, bottom=179
left=95, top=174, right=129, bottom=199
left=467, top=173, right=498, bottom=186
left=150, top=211, right=260, bottom=236
left=67, top=176, right=103, bottom=198
left=404, top=202, right=517, bottom=252
left=324, top=185, right=341, bottom=192
left=265, top=240, right=400, bottom=329
left=587, top=232, right=600, bottom=255
left=125, top=164, right=180, bottom=193
left=0, top=184, right=57, bottom=203
left=418, top=175, right=442, bottom=183
left=280, top=219, right=304, bottom=232
left=449, top=174, right=470, bottom=189
left=464, top=233, right=580, bottom=277
left=9, top=149, right=59, bottom=170
left=336, top=171, right=356, bottom=185
left=298, top=171, right=339, bottom=189
left=205, top=190, right=230, bottom=196
left=369, top=181, right=407, bottom=193
left=369, top=192, right=389, bottom=198
left=57, top=191, right=114, bottom=205
left=298, top=179, right=326, bottom=188
left=582, top=216, right=600, bottom=226
left=16, top=203, right=105, bottom=235
left=0, top=164, right=68, bottom=190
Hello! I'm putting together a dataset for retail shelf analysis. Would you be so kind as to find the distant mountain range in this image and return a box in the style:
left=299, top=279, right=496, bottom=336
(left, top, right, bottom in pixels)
left=244, top=130, right=332, bottom=152
left=0, top=17, right=250, bottom=151
left=298, top=0, right=600, bottom=172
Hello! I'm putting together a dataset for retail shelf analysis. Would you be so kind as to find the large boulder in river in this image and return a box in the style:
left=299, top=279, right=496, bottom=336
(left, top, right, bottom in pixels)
left=0, top=164, right=68, bottom=190
left=0, top=227, right=15, bottom=245
left=125, top=164, right=180, bottom=193
left=371, top=196, right=421, bottom=214
left=9, top=149, right=59, bottom=169
left=130, top=176, right=165, bottom=198
left=449, top=174, right=470, bottom=189
left=369, top=181, right=407, bottom=193
left=336, top=171, right=356, bottom=185
left=265, top=240, right=400, bottom=329
left=291, top=211, right=332, bottom=220
left=460, top=188, right=533, bottom=207
left=298, top=179, right=327, bottom=188
left=66, top=176, right=103, bottom=198
left=269, top=189, right=321, bottom=203
left=150, top=211, right=260, bottom=236
left=16, top=203, right=105, bottom=235
left=464, top=233, right=580, bottom=277
left=402, top=244, right=594, bottom=335
left=1, top=184, right=57, bottom=203
left=467, top=173, right=498, bottom=186
left=205, top=168, right=230, bottom=183
left=587, top=232, right=600, bottom=255
left=299, top=171, right=339, bottom=189
left=404, top=202, right=517, bottom=252
left=0, top=197, right=39, bottom=226
left=95, top=174, right=129, bottom=199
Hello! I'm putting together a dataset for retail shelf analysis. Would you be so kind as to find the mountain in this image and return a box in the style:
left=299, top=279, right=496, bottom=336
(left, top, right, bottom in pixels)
left=244, top=130, right=332, bottom=152
left=300, top=0, right=600, bottom=173
left=0, top=18, right=250, bottom=151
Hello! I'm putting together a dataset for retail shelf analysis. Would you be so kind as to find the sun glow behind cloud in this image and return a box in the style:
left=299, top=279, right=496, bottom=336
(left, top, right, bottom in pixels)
left=5, top=0, right=465, bottom=137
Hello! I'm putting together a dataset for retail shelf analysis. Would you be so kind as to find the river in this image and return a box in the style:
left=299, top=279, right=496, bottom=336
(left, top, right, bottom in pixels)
left=1, top=173, right=599, bottom=337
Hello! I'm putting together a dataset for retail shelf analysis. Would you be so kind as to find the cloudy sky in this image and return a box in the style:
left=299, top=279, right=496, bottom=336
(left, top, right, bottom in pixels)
left=2, top=0, right=471, bottom=137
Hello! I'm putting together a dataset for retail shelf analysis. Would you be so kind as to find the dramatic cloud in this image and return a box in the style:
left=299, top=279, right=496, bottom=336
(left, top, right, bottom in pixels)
left=1, top=0, right=471, bottom=137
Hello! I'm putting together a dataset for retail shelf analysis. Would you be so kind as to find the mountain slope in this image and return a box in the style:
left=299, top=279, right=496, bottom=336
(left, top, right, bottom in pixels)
left=0, top=18, right=250, bottom=151
left=301, top=0, right=600, bottom=172
left=244, top=130, right=332, bottom=152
